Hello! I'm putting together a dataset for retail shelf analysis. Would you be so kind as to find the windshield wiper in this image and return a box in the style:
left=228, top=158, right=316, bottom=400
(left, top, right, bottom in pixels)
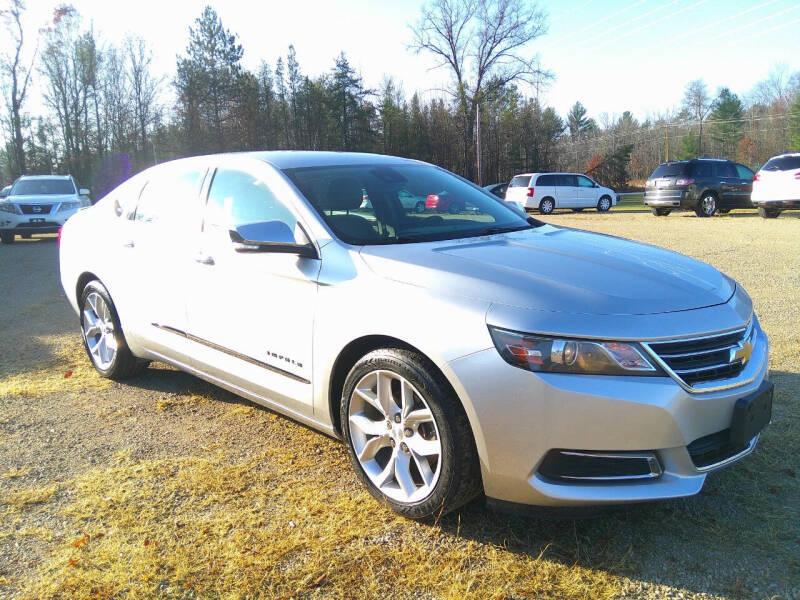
left=480, top=225, right=532, bottom=236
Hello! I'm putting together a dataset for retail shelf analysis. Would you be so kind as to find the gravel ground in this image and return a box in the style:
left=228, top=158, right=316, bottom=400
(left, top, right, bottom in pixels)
left=0, top=214, right=798, bottom=600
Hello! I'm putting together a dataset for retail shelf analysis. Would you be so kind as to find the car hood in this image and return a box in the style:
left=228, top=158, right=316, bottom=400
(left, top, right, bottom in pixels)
left=359, top=225, right=734, bottom=316
left=9, top=194, right=76, bottom=204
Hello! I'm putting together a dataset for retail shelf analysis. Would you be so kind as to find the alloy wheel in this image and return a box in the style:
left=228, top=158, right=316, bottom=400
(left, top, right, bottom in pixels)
left=348, top=369, right=442, bottom=503
left=700, top=196, right=716, bottom=216
left=82, top=291, right=118, bottom=370
left=540, top=199, right=554, bottom=214
left=598, top=197, right=611, bottom=211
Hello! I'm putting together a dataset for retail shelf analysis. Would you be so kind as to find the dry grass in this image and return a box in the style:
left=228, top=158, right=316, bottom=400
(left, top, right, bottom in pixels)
left=1, top=212, right=798, bottom=599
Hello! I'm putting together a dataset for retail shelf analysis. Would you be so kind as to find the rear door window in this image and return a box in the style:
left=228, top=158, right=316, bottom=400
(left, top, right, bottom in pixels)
left=556, top=175, right=576, bottom=187
left=536, top=174, right=555, bottom=186
left=509, top=175, right=531, bottom=187
left=135, top=166, right=206, bottom=232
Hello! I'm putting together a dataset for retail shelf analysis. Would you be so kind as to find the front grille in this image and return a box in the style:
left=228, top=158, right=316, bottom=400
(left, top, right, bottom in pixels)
left=19, top=204, right=53, bottom=215
left=15, top=221, right=59, bottom=229
left=647, top=325, right=750, bottom=387
left=687, top=429, right=750, bottom=470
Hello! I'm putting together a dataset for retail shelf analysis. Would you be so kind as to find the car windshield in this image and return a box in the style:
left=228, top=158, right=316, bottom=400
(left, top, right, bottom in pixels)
left=650, top=163, right=688, bottom=178
left=283, top=163, right=534, bottom=245
left=11, top=178, right=76, bottom=195
left=762, top=156, right=800, bottom=171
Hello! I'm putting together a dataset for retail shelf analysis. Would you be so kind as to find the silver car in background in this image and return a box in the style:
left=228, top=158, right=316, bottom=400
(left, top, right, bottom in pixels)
left=0, top=175, right=90, bottom=243
left=58, top=152, right=772, bottom=519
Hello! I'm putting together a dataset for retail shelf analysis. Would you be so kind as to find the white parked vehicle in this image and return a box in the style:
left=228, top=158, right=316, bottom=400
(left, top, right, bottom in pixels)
left=0, top=175, right=90, bottom=243
left=751, top=152, right=800, bottom=218
left=505, top=172, right=617, bottom=215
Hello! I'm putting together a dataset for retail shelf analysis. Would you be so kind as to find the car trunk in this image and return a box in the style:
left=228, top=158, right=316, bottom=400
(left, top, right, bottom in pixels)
left=646, top=162, right=690, bottom=191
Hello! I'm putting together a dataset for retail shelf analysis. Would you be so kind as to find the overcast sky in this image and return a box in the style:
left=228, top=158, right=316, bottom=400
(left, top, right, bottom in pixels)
left=5, top=0, right=800, bottom=122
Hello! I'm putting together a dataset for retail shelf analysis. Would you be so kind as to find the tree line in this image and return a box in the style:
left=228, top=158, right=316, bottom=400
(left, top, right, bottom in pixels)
left=2, top=0, right=799, bottom=199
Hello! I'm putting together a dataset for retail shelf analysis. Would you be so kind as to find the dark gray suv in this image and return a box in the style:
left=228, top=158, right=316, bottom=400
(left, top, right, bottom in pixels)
left=644, top=159, right=754, bottom=217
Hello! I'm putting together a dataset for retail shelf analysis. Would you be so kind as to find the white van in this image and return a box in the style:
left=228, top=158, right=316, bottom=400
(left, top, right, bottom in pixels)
left=505, top=172, right=617, bottom=214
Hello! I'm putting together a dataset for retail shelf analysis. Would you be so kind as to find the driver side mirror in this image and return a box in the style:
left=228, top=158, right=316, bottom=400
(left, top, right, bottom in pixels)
left=0, top=186, right=10, bottom=199
left=229, top=220, right=318, bottom=259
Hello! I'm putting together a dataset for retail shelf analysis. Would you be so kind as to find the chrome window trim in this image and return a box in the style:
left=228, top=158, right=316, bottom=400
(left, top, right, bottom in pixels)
left=640, top=320, right=764, bottom=394
left=552, top=450, right=662, bottom=481
left=693, top=434, right=759, bottom=473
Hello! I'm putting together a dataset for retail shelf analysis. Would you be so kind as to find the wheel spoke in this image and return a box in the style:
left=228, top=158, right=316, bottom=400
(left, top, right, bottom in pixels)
left=84, top=322, right=101, bottom=339
left=349, top=414, right=387, bottom=437
left=394, top=451, right=416, bottom=497
left=104, top=332, right=118, bottom=352
left=376, top=371, right=395, bottom=416
left=405, top=408, right=433, bottom=425
left=400, top=380, right=415, bottom=419
left=411, top=449, right=435, bottom=488
left=358, top=434, right=390, bottom=462
left=406, top=435, right=440, bottom=457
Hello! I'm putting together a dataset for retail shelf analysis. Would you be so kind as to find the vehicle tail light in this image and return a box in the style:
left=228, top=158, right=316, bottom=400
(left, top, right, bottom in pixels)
left=57, top=226, right=62, bottom=247
left=753, top=173, right=761, bottom=182
left=426, top=194, right=439, bottom=209
left=526, top=187, right=534, bottom=197
left=675, top=178, right=694, bottom=186
left=794, top=172, right=800, bottom=180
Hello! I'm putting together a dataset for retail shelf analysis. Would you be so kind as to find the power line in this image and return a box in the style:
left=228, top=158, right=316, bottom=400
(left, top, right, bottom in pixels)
left=540, top=0, right=646, bottom=50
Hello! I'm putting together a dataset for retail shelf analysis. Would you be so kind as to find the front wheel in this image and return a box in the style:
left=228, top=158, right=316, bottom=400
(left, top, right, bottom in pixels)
left=597, top=196, right=612, bottom=212
left=0, top=232, right=15, bottom=244
left=695, top=194, right=717, bottom=217
left=538, top=198, right=555, bottom=215
left=341, top=348, right=481, bottom=519
left=651, top=208, right=671, bottom=216
left=414, top=201, right=425, bottom=214
left=758, top=207, right=781, bottom=219
left=80, top=280, right=148, bottom=379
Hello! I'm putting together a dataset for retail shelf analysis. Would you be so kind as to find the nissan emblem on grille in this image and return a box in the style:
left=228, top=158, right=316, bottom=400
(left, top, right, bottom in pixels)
left=32, top=206, right=42, bottom=213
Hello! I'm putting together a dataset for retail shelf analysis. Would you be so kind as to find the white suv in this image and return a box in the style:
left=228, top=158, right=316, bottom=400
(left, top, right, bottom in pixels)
left=751, top=153, right=800, bottom=218
left=0, top=175, right=90, bottom=243
left=506, top=172, right=617, bottom=214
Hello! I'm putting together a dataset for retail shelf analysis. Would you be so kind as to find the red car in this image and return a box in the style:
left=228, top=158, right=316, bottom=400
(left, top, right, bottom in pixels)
left=425, top=191, right=466, bottom=214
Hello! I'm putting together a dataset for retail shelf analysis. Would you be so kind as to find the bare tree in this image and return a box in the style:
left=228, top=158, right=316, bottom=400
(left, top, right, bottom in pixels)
left=1, top=0, right=38, bottom=176
left=682, top=79, right=711, bottom=155
left=410, top=0, right=549, bottom=180
left=126, top=37, right=162, bottom=153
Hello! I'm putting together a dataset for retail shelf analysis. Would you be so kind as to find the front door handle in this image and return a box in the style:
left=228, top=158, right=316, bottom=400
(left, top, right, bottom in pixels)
left=194, top=252, right=215, bottom=266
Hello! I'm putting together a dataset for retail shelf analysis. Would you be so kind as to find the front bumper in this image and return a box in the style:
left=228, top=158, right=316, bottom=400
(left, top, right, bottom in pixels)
left=0, top=210, right=76, bottom=235
left=446, top=324, right=769, bottom=507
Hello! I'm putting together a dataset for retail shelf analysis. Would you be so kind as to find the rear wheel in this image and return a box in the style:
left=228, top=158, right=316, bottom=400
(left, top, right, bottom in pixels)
left=695, top=194, right=717, bottom=217
left=341, top=348, right=481, bottom=519
left=758, top=207, right=781, bottom=219
left=597, top=195, right=612, bottom=212
left=80, top=280, right=148, bottom=379
left=447, top=202, right=464, bottom=214
left=651, top=208, right=671, bottom=216
left=538, top=198, right=555, bottom=215
left=414, top=201, right=425, bottom=214
left=0, top=232, right=14, bottom=244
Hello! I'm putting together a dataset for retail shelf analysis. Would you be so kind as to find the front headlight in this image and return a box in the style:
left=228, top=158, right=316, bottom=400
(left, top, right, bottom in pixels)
left=58, top=201, right=80, bottom=211
left=0, top=202, right=20, bottom=215
left=489, top=326, right=660, bottom=376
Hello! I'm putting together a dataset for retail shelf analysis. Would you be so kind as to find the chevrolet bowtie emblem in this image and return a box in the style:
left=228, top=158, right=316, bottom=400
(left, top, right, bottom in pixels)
left=730, top=339, right=753, bottom=366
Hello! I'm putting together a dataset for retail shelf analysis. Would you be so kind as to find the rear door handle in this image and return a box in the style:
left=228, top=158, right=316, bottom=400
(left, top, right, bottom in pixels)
left=194, top=252, right=215, bottom=266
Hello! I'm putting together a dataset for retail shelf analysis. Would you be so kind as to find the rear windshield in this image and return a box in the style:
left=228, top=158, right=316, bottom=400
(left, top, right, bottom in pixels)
left=650, top=163, right=688, bottom=178
left=762, top=156, right=800, bottom=171
left=509, top=175, right=531, bottom=187
left=11, top=178, right=76, bottom=195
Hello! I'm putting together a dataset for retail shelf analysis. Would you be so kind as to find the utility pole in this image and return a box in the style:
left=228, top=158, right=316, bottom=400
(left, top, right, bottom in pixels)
left=665, top=125, right=669, bottom=162
left=475, top=102, right=482, bottom=185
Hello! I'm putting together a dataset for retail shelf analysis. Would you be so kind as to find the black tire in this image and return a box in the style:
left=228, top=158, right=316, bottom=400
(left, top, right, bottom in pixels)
left=414, top=201, right=425, bottom=214
left=341, top=348, right=482, bottom=520
left=596, top=195, right=612, bottom=212
left=758, top=207, right=780, bottom=219
left=79, top=280, right=149, bottom=380
left=0, top=232, right=15, bottom=244
left=538, top=197, right=555, bottom=215
left=694, top=193, right=717, bottom=217
left=571, top=208, right=584, bottom=213
left=447, top=202, right=463, bottom=215
left=651, top=208, right=671, bottom=216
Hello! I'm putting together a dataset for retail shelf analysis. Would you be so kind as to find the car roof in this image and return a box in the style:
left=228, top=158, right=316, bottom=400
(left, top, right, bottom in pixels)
left=16, top=174, right=73, bottom=180
left=243, top=151, right=423, bottom=170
